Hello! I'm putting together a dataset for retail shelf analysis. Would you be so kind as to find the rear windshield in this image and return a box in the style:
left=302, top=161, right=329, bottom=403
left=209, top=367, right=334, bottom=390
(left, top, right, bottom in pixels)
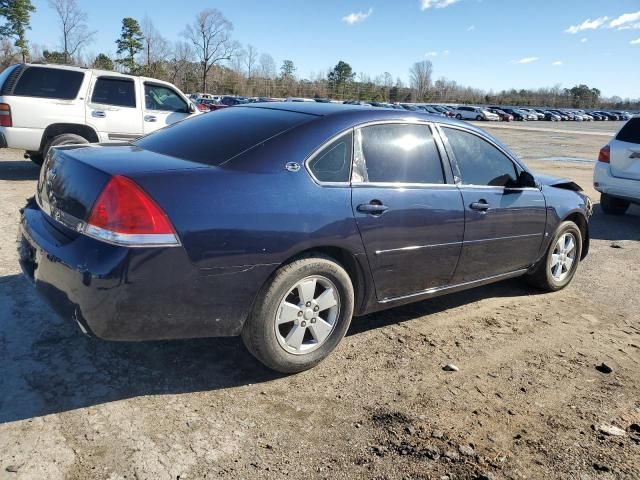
left=135, top=106, right=314, bottom=165
left=13, top=67, right=84, bottom=99
left=616, top=118, right=640, bottom=144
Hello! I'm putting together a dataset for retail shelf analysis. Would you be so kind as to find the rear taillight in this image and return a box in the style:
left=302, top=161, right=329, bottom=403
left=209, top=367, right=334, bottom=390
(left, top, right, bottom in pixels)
left=598, top=145, right=610, bottom=163
left=0, top=103, right=12, bottom=127
left=85, top=175, right=179, bottom=247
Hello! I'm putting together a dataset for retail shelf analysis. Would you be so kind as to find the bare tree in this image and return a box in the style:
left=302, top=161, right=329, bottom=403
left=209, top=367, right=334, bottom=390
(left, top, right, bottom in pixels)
left=244, top=44, right=258, bottom=79
left=48, top=0, right=95, bottom=63
left=258, top=53, right=276, bottom=79
left=140, top=15, right=169, bottom=77
left=409, top=60, right=433, bottom=102
left=182, top=8, right=235, bottom=92
left=168, top=40, right=194, bottom=90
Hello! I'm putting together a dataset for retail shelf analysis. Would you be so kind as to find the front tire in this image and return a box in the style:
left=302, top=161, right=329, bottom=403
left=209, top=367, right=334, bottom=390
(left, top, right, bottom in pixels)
left=526, top=221, right=582, bottom=292
left=600, top=193, right=629, bottom=215
left=476, top=115, right=482, bottom=121
left=242, top=255, right=354, bottom=373
left=455, top=114, right=462, bottom=120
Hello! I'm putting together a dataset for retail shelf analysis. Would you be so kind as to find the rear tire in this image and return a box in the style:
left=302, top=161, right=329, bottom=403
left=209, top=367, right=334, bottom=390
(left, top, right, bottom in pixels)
left=600, top=193, right=629, bottom=216
left=476, top=115, right=482, bottom=121
left=42, top=133, right=89, bottom=161
left=242, top=255, right=354, bottom=373
left=455, top=114, right=462, bottom=120
left=525, top=221, right=582, bottom=292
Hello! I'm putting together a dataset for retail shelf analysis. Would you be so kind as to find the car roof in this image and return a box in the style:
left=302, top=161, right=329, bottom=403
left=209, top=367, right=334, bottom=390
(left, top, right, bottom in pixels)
left=238, top=102, right=473, bottom=130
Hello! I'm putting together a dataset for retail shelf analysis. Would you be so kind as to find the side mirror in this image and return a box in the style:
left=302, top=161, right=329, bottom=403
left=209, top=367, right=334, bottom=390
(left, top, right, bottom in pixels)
left=519, top=171, right=537, bottom=188
left=188, top=103, right=196, bottom=114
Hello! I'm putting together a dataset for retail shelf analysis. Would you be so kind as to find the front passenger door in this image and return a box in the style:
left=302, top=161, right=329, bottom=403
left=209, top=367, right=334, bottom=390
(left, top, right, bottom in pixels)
left=143, top=83, right=191, bottom=134
left=440, top=126, right=547, bottom=283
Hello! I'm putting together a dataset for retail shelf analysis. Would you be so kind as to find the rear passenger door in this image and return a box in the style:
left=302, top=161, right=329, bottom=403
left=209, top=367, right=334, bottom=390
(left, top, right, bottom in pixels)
left=86, top=76, right=142, bottom=142
left=609, top=117, right=640, bottom=180
left=440, top=126, right=547, bottom=283
left=350, top=122, right=465, bottom=300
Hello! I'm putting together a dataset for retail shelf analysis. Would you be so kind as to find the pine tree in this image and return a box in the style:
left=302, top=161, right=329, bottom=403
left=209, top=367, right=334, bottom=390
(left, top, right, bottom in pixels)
left=115, top=17, right=144, bottom=74
left=0, top=0, right=36, bottom=63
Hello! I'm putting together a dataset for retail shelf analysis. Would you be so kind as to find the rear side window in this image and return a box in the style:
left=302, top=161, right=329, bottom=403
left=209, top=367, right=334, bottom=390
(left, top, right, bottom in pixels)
left=353, top=123, right=445, bottom=184
left=443, top=127, right=518, bottom=187
left=308, top=131, right=352, bottom=183
left=91, top=77, right=136, bottom=108
left=616, top=118, right=640, bottom=144
left=13, top=67, right=84, bottom=99
left=135, top=106, right=313, bottom=166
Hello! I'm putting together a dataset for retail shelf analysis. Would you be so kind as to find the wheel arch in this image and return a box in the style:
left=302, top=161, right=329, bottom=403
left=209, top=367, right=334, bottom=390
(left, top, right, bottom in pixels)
left=39, top=123, right=99, bottom=153
left=274, top=246, right=371, bottom=317
left=563, top=211, right=589, bottom=260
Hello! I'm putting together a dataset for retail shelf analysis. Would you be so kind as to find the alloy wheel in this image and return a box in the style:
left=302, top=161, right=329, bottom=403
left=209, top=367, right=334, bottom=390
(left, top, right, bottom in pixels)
left=550, top=232, right=576, bottom=282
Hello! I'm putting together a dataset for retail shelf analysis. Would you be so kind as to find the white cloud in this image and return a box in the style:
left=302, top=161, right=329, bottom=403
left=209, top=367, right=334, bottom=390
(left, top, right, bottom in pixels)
left=609, top=11, right=640, bottom=28
left=467, top=24, right=475, bottom=31
left=552, top=61, right=563, bottom=66
left=564, top=16, right=609, bottom=34
left=514, top=57, right=539, bottom=64
left=342, top=8, right=373, bottom=25
left=442, top=50, right=450, bottom=56
left=631, top=37, right=640, bottom=45
left=618, top=22, right=640, bottom=30
left=425, top=51, right=439, bottom=57
left=425, top=49, right=450, bottom=57
left=420, top=0, right=460, bottom=10
left=580, top=37, right=588, bottom=43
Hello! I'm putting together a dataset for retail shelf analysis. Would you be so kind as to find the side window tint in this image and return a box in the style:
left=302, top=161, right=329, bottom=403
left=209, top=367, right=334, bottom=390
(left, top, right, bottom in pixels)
left=13, top=67, right=84, bottom=99
left=91, top=78, right=136, bottom=108
left=353, top=124, right=445, bottom=184
left=145, top=84, right=187, bottom=112
left=309, top=131, right=352, bottom=183
left=443, top=127, right=518, bottom=187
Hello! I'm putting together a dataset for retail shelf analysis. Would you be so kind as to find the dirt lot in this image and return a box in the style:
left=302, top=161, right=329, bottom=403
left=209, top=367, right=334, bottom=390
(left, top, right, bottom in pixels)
left=1, top=121, right=639, bottom=480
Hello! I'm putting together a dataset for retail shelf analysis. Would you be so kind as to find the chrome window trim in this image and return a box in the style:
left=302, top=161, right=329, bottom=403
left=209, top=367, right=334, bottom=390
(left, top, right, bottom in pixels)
left=350, top=120, right=450, bottom=187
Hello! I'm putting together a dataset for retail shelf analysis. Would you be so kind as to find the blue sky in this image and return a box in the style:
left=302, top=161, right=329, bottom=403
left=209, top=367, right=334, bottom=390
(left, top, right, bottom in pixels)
left=28, top=0, right=640, bottom=98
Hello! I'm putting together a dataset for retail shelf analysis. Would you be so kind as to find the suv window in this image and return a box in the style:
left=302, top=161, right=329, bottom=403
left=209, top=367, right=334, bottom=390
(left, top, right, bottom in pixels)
left=145, top=83, right=187, bottom=112
left=91, top=77, right=136, bottom=107
left=13, top=67, right=84, bottom=99
left=308, top=131, right=352, bottom=183
left=443, top=127, right=519, bottom=187
left=354, top=123, right=444, bottom=184
left=616, top=118, right=640, bottom=144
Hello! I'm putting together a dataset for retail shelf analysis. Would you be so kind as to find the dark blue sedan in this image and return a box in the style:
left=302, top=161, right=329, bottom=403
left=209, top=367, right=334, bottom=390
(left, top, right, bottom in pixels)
left=18, top=103, right=592, bottom=373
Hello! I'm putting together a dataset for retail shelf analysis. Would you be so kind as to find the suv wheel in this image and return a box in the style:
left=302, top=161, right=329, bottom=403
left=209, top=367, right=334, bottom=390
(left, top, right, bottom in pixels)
left=242, top=255, right=354, bottom=373
left=600, top=193, right=629, bottom=215
left=455, top=114, right=462, bottom=120
left=525, top=221, right=582, bottom=292
left=43, top=134, right=89, bottom=162
left=475, top=115, right=482, bottom=121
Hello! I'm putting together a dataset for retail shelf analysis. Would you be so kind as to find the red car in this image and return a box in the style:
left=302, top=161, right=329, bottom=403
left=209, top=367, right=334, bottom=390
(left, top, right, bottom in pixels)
left=489, top=108, right=513, bottom=122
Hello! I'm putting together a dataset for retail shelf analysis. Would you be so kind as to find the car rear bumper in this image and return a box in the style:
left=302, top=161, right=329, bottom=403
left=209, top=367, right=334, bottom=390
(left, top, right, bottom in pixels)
left=18, top=202, right=275, bottom=341
left=593, top=162, right=640, bottom=204
left=0, top=126, right=43, bottom=151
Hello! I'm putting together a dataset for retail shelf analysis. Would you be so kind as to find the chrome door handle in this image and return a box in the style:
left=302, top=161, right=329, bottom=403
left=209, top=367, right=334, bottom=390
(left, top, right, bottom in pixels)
left=144, top=115, right=157, bottom=122
left=91, top=110, right=106, bottom=118
left=470, top=200, right=490, bottom=211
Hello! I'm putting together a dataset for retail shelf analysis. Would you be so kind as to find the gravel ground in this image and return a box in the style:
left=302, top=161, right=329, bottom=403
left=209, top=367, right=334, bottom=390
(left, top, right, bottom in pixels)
left=0, top=121, right=639, bottom=480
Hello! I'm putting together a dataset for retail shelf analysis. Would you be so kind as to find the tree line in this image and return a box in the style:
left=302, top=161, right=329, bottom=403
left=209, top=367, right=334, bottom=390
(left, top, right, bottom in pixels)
left=0, top=0, right=637, bottom=110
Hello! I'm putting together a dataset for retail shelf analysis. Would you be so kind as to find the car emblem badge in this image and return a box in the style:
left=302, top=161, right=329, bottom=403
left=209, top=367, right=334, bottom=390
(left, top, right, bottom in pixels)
left=285, top=162, right=301, bottom=172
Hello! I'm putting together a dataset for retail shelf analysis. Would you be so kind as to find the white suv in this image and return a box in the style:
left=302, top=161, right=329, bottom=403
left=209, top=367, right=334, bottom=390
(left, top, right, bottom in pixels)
left=0, top=64, right=199, bottom=165
left=454, top=106, right=500, bottom=121
left=593, top=116, right=640, bottom=215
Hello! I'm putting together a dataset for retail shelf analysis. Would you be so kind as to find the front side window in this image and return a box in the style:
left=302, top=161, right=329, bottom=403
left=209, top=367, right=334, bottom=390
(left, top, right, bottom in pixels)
left=91, top=77, right=136, bottom=108
left=443, top=127, right=518, bottom=187
left=145, top=84, right=187, bottom=112
left=13, top=67, right=84, bottom=99
left=308, top=131, right=352, bottom=183
left=353, top=123, right=445, bottom=184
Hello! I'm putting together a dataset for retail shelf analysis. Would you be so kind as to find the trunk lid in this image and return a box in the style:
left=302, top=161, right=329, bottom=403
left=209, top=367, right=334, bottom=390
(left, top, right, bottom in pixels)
left=609, top=117, right=640, bottom=181
left=37, top=144, right=208, bottom=225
